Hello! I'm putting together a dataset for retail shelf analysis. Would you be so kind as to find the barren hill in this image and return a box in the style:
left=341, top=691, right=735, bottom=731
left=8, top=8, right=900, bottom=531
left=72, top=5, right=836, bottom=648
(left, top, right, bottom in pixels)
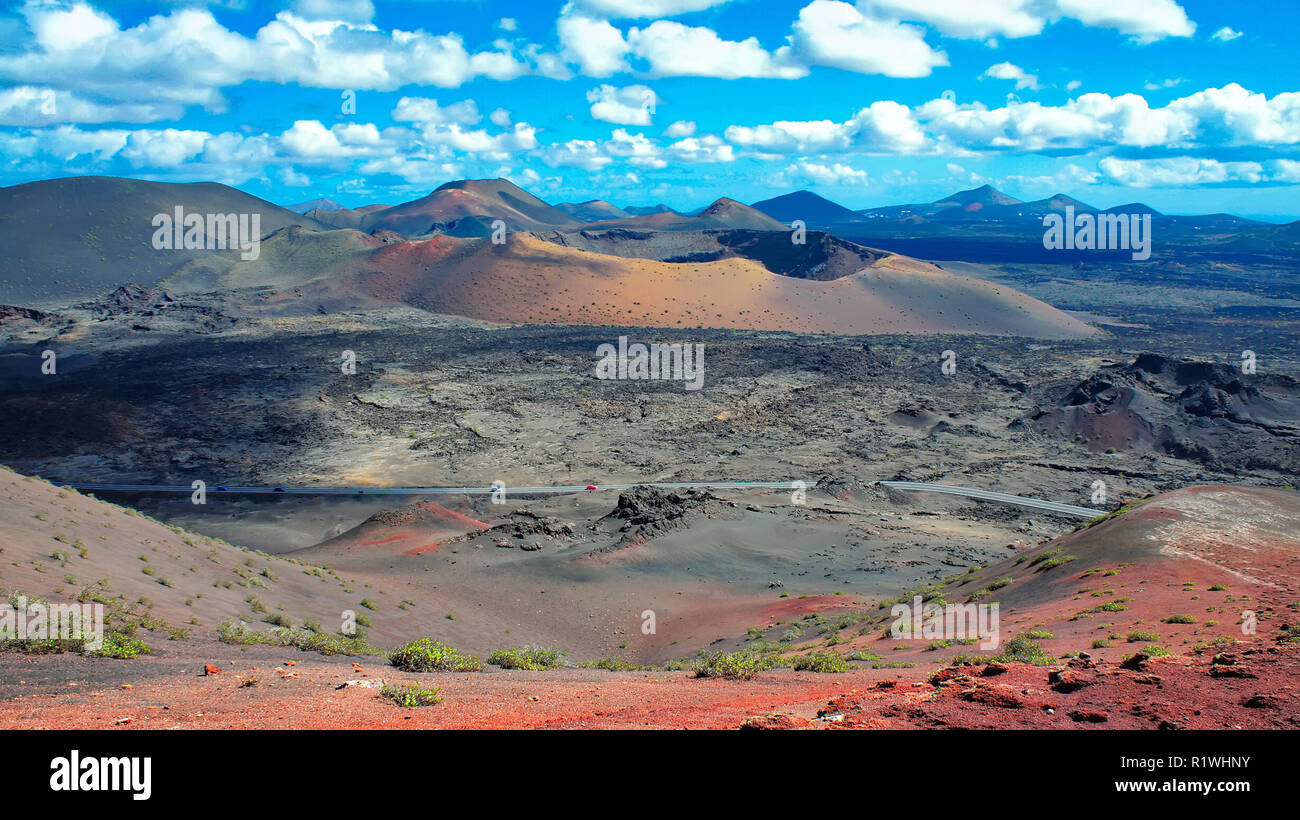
left=0, top=176, right=327, bottom=307
left=167, top=230, right=1097, bottom=338
left=358, top=178, right=579, bottom=236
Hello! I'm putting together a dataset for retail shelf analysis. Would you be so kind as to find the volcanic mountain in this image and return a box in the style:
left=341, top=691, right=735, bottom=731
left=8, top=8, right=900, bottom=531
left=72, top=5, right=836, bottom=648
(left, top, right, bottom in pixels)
left=289, top=197, right=344, bottom=214
left=623, top=203, right=678, bottom=216
left=542, top=227, right=892, bottom=281
left=750, top=190, right=867, bottom=226
left=0, top=176, right=327, bottom=307
left=581, top=197, right=787, bottom=232
left=354, top=178, right=579, bottom=237
left=164, top=228, right=1097, bottom=338
left=557, top=200, right=632, bottom=222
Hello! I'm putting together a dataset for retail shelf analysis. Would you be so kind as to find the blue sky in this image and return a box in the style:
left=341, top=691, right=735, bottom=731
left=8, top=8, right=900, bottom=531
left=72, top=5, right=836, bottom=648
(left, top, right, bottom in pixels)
left=0, top=0, right=1297, bottom=219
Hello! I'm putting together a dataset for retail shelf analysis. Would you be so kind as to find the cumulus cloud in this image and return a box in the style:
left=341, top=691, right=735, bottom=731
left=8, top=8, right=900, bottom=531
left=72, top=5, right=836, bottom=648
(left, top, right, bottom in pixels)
left=627, top=20, right=807, bottom=78
left=391, top=97, right=483, bottom=126
left=587, top=84, right=657, bottom=125
left=291, top=0, right=375, bottom=24
left=667, top=134, right=734, bottom=163
left=727, top=100, right=927, bottom=154
left=558, top=9, right=630, bottom=76
left=1211, top=26, right=1243, bottom=41
left=571, top=0, right=733, bottom=17
left=0, top=86, right=183, bottom=126
left=982, top=62, right=1039, bottom=90
left=787, top=160, right=870, bottom=185
left=1098, top=156, right=1264, bottom=186
left=663, top=120, right=696, bottom=137
left=789, top=0, right=948, bottom=78
left=861, top=0, right=1195, bottom=43
left=0, top=2, right=534, bottom=123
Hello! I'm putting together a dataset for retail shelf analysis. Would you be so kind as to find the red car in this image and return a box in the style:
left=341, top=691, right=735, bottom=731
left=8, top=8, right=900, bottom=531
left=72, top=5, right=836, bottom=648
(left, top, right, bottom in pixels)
left=585, top=484, right=598, bottom=491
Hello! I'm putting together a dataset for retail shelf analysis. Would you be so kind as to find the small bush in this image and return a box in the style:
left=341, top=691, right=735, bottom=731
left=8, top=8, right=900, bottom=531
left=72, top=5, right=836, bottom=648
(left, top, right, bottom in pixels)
left=792, top=651, right=848, bottom=673
left=487, top=647, right=568, bottom=670
left=1161, top=614, right=1197, bottom=624
left=992, top=635, right=1055, bottom=666
left=390, top=638, right=483, bottom=672
left=380, top=683, right=442, bottom=707
left=1127, top=629, right=1160, bottom=642
left=694, top=651, right=761, bottom=680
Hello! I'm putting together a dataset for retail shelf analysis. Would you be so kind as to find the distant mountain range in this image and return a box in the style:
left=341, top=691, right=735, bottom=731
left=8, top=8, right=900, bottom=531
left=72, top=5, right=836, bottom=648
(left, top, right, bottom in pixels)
left=0, top=175, right=1103, bottom=338
left=2, top=173, right=1295, bottom=321
left=750, top=184, right=1272, bottom=232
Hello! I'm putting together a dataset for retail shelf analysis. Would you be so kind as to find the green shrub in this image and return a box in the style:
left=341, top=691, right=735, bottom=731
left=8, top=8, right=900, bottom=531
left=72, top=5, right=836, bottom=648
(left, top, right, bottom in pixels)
left=792, top=651, right=848, bottom=673
left=694, top=651, right=761, bottom=680
left=380, top=683, right=442, bottom=707
left=390, top=638, right=483, bottom=672
left=992, top=635, right=1055, bottom=666
left=1161, top=614, right=1197, bottom=624
left=87, top=632, right=151, bottom=659
left=486, top=647, right=568, bottom=670
left=1127, top=629, right=1160, bottom=642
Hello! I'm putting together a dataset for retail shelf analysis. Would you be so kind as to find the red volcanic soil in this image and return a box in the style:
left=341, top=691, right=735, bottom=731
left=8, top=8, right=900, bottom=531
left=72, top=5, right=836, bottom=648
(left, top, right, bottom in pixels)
left=3, top=474, right=1297, bottom=729
left=301, top=499, right=490, bottom=560
left=1, top=641, right=1294, bottom=730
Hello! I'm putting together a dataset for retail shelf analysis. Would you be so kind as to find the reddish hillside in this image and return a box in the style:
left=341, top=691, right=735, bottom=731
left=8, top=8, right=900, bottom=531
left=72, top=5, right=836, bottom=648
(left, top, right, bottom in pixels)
left=177, top=230, right=1097, bottom=338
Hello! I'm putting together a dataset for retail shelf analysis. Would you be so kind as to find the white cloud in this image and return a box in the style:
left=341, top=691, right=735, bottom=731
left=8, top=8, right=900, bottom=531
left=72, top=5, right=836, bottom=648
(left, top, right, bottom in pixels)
left=667, top=134, right=734, bottom=163
left=789, top=0, right=948, bottom=78
left=861, top=0, right=1047, bottom=39
left=278, top=166, right=311, bottom=187
left=627, top=20, right=807, bottom=79
left=982, top=62, right=1039, bottom=90
left=724, top=84, right=1300, bottom=160
left=1211, top=26, right=1243, bottom=41
left=0, top=86, right=182, bottom=126
left=558, top=9, right=630, bottom=77
left=498, top=18, right=518, bottom=32
left=862, top=0, right=1196, bottom=43
left=291, top=0, right=375, bottom=24
left=788, top=160, right=870, bottom=185
left=0, top=3, right=535, bottom=123
left=391, top=97, right=482, bottom=126
left=280, top=120, right=385, bottom=160
left=540, top=138, right=615, bottom=171
left=663, top=120, right=696, bottom=137
left=727, top=100, right=927, bottom=154
left=572, top=0, right=733, bottom=17
left=587, top=84, right=657, bottom=125
left=490, top=108, right=513, bottom=127
left=606, top=127, right=668, bottom=167
left=1143, top=78, right=1183, bottom=91
left=1098, top=156, right=1264, bottom=186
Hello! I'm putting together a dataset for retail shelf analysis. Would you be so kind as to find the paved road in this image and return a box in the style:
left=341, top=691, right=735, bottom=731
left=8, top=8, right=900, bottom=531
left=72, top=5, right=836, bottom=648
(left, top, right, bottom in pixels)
left=62, top=480, right=811, bottom=496
left=64, top=478, right=1102, bottom=519
left=880, top=480, right=1102, bottom=519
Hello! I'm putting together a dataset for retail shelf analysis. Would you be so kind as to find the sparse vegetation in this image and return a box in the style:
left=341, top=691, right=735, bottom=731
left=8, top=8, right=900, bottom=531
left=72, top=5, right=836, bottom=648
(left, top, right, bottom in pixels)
left=487, top=646, right=568, bottom=670
left=390, top=638, right=483, bottom=672
left=380, top=683, right=442, bottom=707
